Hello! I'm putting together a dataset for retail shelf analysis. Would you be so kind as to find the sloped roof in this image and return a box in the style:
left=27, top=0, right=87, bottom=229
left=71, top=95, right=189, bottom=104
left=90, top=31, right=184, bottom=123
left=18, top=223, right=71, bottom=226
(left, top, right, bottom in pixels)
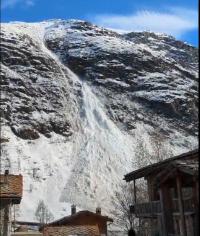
left=11, top=233, right=42, bottom=236
left=0, top=174, right=23, bottom=203
left=14, top=221, right=42, bottom=227
left=173, top=159, right=199, bottom=176
left=44, top=210, right=113, bottom=227
left=43, top=225, right=100, bottom=236
left=124, top=149, right=199, bottom=181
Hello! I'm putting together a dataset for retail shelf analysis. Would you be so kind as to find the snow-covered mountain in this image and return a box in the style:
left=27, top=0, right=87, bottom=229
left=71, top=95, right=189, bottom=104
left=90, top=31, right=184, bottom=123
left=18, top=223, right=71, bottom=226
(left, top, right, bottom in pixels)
left=0, top=19, right=198, bottom=222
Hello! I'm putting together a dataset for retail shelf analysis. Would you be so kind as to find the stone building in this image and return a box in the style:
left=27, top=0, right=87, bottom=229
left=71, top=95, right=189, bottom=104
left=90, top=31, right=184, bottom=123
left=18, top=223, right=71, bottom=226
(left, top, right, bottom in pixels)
left=41, top=205, right=113, bottom=236
left=0, top=171, right=23, bottom=236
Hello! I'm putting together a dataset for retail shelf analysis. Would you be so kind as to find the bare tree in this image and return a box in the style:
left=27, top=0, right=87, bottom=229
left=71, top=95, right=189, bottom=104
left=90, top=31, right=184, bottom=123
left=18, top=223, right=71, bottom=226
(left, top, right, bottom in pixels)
left=134, top=138, right=152, bottom=168
left=111, top=183, right=135, bottom=232
left=113, top=132, right=172, bottom=233
left=35, top=200, right=54, bottom=225
left=150, top=129, right=173, bottom=162
left=135, top=131, right=173, bottom=168
left=111, top=182, right=149, bottom=234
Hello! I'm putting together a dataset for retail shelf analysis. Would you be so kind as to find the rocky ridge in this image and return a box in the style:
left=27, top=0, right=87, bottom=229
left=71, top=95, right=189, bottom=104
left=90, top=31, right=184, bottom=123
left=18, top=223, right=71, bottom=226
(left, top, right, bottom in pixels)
left=0, top=20, right=198, bottom=221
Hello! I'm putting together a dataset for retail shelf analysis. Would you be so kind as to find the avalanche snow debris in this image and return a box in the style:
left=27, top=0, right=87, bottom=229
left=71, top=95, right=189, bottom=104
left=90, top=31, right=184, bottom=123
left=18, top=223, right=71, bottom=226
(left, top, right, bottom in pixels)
left=0, top=20, right=198, bottom=226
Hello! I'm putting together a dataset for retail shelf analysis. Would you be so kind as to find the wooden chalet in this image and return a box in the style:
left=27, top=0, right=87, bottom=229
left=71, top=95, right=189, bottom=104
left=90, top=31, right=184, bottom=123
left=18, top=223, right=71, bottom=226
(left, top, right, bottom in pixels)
left=124, top=149, right=199, bottom=236
left=41, top=205, right=113, bottom=236
left=0, top=171, right=23, bottom=236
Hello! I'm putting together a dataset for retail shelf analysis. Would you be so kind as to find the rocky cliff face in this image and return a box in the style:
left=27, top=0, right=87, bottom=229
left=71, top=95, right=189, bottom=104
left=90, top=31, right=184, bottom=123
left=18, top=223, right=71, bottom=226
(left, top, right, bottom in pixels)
left=0, top=20, right=198, bottom=221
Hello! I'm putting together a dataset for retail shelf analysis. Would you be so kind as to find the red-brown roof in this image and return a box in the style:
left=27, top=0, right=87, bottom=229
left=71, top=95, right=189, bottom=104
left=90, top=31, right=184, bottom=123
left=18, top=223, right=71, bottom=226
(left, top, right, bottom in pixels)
left=43, top=225, right=100, bottom=236
left=0, top=174, right=23, bottom=203
left=44, top=210, right=113, bottom=228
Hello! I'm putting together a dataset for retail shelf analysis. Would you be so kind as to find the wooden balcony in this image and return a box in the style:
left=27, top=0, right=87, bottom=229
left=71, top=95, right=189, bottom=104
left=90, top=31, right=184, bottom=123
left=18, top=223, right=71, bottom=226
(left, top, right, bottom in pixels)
left=130, top=198, right=195, bottom=218
left=130, top=201, right=161, bottom=218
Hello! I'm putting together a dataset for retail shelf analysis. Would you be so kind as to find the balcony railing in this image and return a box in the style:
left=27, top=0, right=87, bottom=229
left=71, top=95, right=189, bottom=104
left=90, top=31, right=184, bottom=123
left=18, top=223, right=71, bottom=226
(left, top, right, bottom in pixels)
left=131, top=198, right=195, bottom=217
left=130, top=201, right=161, bottom=217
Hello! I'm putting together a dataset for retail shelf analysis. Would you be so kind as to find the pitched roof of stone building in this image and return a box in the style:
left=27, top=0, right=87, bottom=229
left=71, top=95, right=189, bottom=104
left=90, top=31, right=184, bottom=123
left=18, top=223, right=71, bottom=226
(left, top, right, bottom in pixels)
left=44, top=210, right=113, bottom=227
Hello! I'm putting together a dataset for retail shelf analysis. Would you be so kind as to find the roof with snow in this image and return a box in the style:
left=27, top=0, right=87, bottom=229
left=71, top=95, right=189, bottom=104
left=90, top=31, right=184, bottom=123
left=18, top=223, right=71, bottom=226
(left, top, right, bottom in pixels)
left=0, top=174, right=23, bottom=204
left=124, top=149, right=199, bottom=181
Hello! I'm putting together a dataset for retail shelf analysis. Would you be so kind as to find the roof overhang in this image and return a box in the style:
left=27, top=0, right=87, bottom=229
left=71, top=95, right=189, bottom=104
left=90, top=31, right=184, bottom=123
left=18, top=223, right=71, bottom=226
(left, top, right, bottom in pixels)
left=124, top=149, right=199, bottom=182
left=0, top=196, right=22, bottom=204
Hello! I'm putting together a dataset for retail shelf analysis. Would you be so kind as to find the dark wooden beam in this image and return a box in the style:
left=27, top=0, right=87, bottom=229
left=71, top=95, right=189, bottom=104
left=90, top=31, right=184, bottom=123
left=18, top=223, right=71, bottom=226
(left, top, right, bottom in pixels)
left=176, top=174, right=187, bottom=236
left=159, top=186, right=175, bottom=235
left=133, top=179, right=137, bottom=204
left=194, top=179, right=199, bottom=236
left=159, top=188, right=168, bottom=236
left=157, top=168, right=177, bottom=187
left=196, top=180, right=199, bottom=205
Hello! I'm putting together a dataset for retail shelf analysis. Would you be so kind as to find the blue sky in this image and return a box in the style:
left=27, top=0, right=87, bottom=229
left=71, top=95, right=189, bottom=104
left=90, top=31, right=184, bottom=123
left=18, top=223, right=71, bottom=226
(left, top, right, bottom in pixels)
left=1, top=0, right=199, bottom=46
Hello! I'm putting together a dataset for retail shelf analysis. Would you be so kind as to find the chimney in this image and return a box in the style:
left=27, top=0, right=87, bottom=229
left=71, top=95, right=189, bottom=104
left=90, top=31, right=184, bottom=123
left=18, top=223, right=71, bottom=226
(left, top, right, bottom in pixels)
left=96, top=207, right=101, bottom=215
left=4, top=170, right=9, bottom=184
left=71, top=205, right=76, bottom=215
